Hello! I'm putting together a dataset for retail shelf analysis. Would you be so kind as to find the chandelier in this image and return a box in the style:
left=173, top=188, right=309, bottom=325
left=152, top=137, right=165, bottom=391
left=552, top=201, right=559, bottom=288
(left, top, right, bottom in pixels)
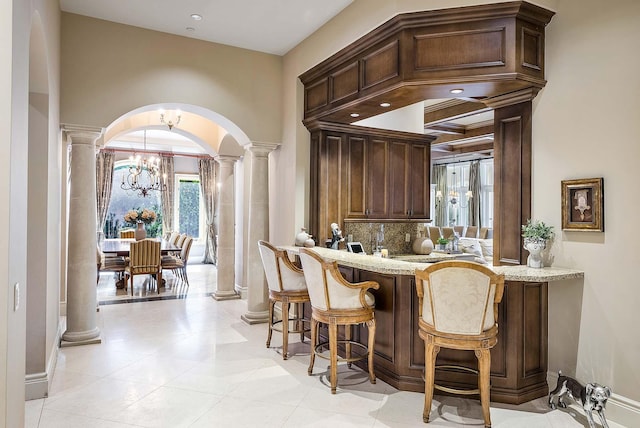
left=120, top=130, right=166, bottom=197
left=159, top=110, right=181, bottom=130
left=449, top=169, right=473, bottom=208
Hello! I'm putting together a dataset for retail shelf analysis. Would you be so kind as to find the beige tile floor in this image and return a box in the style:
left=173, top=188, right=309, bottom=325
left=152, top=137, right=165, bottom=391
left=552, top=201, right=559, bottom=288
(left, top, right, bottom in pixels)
left=25, top=264, right=620, bottom=427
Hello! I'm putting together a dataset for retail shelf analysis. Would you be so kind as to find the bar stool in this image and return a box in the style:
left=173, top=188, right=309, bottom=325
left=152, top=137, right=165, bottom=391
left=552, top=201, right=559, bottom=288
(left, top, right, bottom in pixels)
left=258, top=240, right=310, bottom=360
left=414, top=261, right=504, bottom=427
left=299, top=248, right=379, bottom=394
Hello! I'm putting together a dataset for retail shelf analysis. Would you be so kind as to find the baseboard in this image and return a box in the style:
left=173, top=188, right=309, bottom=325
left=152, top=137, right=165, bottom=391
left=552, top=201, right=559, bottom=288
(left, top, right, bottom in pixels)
left=25, top=322, right=62, bottom=400
left=235, top=283, right=247, bottom=299
left=548, top=371, right=640, bottom=427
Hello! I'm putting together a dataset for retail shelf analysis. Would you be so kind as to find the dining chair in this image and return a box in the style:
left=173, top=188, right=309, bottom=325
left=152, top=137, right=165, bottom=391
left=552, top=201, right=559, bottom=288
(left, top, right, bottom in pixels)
left=464, top=225, right=478, bottom=238
left=414, top=261, right=505, bottom=427
left=453, top=225, right=464, bottom=237
left=441, top=227, right=456, bottom=240
left=96, top=245, right=126, bottom=285
left=258, top=240, right=310, bottom=360
left=119, top=229, right=135, bottom=239
left=161, top=236, right=193, bottom=287
left=124, top=239, right=162, bottom=296
left=479, top=227, right=490, bottom=239
left=428, top=226, right=442, bottom=242
left=299, top=248, right=379, bottom=394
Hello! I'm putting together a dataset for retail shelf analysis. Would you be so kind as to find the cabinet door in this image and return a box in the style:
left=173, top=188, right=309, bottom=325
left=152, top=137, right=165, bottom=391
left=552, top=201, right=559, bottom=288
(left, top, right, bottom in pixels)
left=313, top=131, right=345, bottom=243
left=388, top=142, right=410, bottom=218
left=344, top=135, right=367, bottom=218
left=408, top=143, right=430, bottom=218
left=366, top=138, right=389, bottom=218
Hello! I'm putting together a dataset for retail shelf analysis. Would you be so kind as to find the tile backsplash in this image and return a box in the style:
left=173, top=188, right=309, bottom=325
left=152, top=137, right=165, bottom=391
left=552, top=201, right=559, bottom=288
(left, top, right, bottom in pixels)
left=342, top=221, right=429, bottom=255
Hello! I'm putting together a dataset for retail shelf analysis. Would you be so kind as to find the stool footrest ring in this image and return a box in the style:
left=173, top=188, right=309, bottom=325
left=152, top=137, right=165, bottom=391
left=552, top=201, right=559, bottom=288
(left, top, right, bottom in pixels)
left=430, top=364, right=487, bottom=396
left=314, top=340, right=369, bottom=364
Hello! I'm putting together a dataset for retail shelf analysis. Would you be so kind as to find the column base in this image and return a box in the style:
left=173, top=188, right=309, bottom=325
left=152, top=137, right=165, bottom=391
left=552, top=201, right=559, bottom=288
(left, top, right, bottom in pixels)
left=241, top=310, right=269, bottom=325
left=211, top=290, right=241, bottom=301
left=61, top=326, right=101, bottom=347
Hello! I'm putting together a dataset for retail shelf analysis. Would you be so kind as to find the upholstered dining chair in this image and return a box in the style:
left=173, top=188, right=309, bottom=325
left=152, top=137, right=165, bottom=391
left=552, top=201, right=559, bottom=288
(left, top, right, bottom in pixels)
left=124, top=239, right=162, bottom=296
left=464, top=225, right=478, bottom=238
left=299, top=248, right=379, bottom=394
left=414, top=261, right=505, bottom=427
left=479, top=227, right=490, bottom=239
left=258, top=240, right=310, bottom=360
left=119, top=229, right=135, bottom=239
left=168, top=231, right=180, bottom=245
left=428, top=226, right=442, bottom=242
left=175, top=233, right=187, bottom=249
left=441, top=227, right=456, bottom=240
left=453, top=225, right=464, bottom=237
left=96, top=245, right=126, bottom=285
left=161, top=236, right=193, bottom=287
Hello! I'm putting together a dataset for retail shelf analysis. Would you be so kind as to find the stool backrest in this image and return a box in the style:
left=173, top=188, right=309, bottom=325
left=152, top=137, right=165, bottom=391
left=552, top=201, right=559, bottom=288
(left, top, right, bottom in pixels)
left=258, top=240, right=306, bottom=293
left=415, top=261, right=504, bottom=335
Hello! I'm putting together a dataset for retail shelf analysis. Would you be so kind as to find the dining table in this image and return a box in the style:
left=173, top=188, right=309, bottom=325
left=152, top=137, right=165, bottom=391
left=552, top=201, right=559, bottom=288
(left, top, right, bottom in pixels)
left=100, top=238, right=182, bottom=289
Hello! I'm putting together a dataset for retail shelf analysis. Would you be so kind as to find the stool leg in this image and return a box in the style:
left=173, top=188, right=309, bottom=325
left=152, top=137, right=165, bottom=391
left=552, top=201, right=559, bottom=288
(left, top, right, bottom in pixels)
left=329, top=320, right=338, bottom=394
left=308, top=317, right=317, bottom=375
left=475, top=348, right=492, bottom=428
left=282, top=299, right=290, bottom=360
left=366, top=318, right=376, bottom=384
left=345, top=324, right=352, bottom=368
left=423, top=341, right=440, bottom=423
left=266, top=299, right=274, bottom=348
left=298, top=303, right=304, bottom=343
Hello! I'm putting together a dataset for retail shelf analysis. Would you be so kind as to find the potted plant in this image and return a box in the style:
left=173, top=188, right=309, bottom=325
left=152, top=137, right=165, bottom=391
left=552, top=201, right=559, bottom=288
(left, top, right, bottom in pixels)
left=436, top=237, right=449, bottom=252
left=521, top=219, right=554, bottom=268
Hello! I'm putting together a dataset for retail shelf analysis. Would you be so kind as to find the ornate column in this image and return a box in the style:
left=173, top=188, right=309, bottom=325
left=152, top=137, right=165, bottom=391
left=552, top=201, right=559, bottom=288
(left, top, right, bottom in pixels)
left=241, top=142, right=280, bottom=324
left=213, top=155, right=240, bottom=300
left=61, top=125, right=103, bottom=346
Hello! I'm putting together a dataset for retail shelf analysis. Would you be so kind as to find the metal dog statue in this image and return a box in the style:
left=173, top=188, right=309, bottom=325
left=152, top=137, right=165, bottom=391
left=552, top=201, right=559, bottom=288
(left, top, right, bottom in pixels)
left=549, top=371, right=611, bottom=428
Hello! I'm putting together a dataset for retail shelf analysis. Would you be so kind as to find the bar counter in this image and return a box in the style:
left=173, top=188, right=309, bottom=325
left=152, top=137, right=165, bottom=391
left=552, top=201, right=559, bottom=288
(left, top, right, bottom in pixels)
left=281, top=245, right=584, bottom=404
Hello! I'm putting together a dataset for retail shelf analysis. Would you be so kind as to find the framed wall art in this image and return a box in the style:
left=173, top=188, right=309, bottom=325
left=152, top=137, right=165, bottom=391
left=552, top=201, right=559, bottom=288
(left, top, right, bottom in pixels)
left=561, top=177, right=604, bottom=232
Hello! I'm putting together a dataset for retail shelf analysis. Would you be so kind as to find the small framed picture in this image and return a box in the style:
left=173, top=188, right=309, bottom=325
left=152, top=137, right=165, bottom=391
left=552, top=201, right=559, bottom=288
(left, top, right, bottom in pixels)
left=561, top=177, right=604, bottom=232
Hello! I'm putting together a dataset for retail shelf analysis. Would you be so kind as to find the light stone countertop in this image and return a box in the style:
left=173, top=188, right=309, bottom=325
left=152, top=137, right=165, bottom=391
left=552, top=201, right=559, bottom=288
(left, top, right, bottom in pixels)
left=281, top=245, right=584, bottom=282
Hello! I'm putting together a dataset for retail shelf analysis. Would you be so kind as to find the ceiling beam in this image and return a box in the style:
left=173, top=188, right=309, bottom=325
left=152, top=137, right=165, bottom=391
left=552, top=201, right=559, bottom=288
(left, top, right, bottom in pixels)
left=430, top=124, right=494, bottom=146
left=424, top=100, right=492, bottom=126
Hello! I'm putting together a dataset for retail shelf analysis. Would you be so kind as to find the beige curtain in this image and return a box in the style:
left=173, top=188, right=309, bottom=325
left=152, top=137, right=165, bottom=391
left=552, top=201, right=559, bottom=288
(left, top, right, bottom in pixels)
left=468, top=160, right=481, bottom=226
left=432, top=164, right=447, bottom=227
left=96, top=150, right=115, bottom=239
left=199, top=158, right=218, bottom=264
left=160, top=155, right=175, bottom=235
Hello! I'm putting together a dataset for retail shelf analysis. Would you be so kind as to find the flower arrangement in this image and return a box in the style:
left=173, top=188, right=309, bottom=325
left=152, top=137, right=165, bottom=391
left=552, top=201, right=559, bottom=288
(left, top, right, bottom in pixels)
left=124, top=208, right=157, bottom=226
left=521, top=219, right=554, bottom=244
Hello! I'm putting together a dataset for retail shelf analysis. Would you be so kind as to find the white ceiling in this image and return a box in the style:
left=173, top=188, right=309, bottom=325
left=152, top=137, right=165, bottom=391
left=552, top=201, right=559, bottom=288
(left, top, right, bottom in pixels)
left=109, top=130, right=208, bottom=156
left=60, top=0, right=354, bottom=56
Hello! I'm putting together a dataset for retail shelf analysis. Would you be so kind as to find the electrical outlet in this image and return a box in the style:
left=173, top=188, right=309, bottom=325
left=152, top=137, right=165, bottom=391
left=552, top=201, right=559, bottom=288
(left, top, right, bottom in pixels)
left=13, top=283, right=19, bottom=311
left=347, top=234, right=353, bottom=242
left=405, top=233, right=411, bottom=242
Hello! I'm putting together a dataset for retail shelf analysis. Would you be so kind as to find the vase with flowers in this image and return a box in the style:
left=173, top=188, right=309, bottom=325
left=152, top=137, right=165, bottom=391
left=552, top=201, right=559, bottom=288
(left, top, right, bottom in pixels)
left=521, top=219, right=554, bottom=268
left=124, top=208, right=157, bottom=240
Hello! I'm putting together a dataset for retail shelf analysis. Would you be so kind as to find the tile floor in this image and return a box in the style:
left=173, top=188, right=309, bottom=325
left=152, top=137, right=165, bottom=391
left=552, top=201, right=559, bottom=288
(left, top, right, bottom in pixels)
left=25, top=264, right=619, bottom=427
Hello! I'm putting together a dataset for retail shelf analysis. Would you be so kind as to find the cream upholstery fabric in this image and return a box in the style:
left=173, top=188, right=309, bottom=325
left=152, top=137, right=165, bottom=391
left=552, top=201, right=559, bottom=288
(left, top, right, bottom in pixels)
left=453, top=225, right=464, bottom=237
left=458, top=238, right=483, bottom=258
left=168, top=231, right=180, bottom=245
left=176, top=233, right=187, bottom=248
left=420, top=268, right=496, bottom=334
left=258, top=242, right=306, bottom=292
left=479, top=239, right=493, bottom=260
left=299, top=250, right=374, bottom=311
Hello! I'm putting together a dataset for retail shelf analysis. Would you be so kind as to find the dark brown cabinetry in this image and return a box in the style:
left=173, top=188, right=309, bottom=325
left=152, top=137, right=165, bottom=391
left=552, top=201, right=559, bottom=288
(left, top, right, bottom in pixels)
left=308, top=122, right=434, bottom=243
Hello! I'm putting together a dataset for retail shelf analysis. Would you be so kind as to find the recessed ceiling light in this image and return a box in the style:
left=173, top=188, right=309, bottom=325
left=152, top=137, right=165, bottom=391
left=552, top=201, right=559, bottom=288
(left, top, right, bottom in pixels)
left=350, top=113, right=360, bottom=118
left=450, top=88, right=464, bottom=94
left=190, top=14, right=203, bottom=21
left=186, top=27, right=195, bottom=32
left=380, top=102, right=391, bottom=108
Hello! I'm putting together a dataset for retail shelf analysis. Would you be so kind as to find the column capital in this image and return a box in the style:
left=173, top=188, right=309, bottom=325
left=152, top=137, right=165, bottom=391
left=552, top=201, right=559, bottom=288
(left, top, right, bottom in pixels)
left=61, top=124, right=104, bottom=145
left=247, top=142, right=280, bottom=158
left=214, top=154, right=241, bottom=165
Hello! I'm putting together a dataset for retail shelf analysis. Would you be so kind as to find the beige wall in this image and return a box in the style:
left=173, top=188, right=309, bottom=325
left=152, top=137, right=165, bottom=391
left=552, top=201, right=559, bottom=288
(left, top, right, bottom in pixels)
left=60, top=13, right=283, bottom=145
left=279, top=0, right=639, bottom=423
left=1, top=0, right=61, bottom=425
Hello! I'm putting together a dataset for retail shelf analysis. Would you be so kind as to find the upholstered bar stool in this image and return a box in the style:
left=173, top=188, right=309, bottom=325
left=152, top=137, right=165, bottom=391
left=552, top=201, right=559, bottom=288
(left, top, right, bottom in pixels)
left=299, top=248, right=379, bottom=394
left=414, top=261, right=504, bottom=427
left=258, top=240, right=310, bottom=360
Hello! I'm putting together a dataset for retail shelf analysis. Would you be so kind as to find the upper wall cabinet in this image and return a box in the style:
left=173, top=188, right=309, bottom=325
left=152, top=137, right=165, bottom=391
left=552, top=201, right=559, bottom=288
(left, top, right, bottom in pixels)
left=299, top=2, right=554, bottom=125
left=308, top=122, right=434, bottom=243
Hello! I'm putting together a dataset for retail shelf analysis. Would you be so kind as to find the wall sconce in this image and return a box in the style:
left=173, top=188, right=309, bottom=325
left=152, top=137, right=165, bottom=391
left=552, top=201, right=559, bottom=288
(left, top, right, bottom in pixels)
left=160, top=110, right=182, bottom=130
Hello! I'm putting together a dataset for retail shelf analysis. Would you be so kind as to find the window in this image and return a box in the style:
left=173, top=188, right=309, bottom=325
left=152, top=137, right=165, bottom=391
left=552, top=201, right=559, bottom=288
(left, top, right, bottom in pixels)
left=103, top=160, right=163, bottom=238
left=174, top=174, right=205, bottom=240
left=479, top=159, right=494, bottom=228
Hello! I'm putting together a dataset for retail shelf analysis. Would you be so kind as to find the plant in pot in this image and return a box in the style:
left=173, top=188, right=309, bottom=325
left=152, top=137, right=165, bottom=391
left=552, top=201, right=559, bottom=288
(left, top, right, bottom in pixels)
left=436, top=237, right=449, bottom=252
left=521, top=219, right=554, bottom=268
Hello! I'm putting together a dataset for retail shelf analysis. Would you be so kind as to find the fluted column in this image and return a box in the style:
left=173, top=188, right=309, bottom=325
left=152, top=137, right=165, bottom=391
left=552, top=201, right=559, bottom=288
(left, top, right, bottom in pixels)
left=61, top=125, right=103, bottom=346
left=213, top=155, right=240, bottom=301
left=241, top=142, right=280, bottom=324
